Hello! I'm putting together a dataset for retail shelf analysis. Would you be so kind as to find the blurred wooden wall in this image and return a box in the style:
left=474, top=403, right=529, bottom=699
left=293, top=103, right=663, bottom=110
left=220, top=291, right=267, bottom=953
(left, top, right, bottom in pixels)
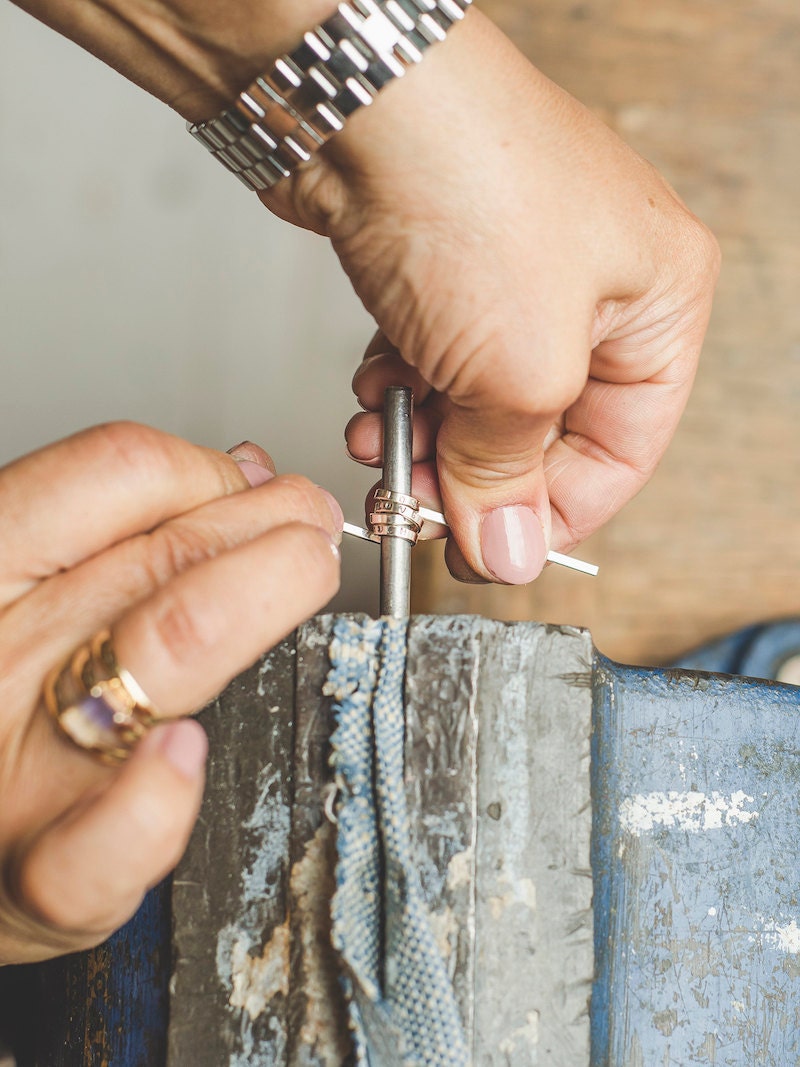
left=413, top=0, right=800, bottom=666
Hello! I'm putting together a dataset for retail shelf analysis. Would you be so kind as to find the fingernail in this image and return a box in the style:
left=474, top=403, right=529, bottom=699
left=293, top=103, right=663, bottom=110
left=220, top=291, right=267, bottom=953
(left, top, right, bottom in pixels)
left=344, top=444, right=381, bottom=466
left=329, top=538, right=341, bottom=562
left=480, top=506, right=547, bottom=585
left=156, top=720, right=208, bottom=780
left=318, top=488, right=344, bottom=536
left=235, top=459, right=275, bottom=488
left=351, top=352, right=387, bottom=388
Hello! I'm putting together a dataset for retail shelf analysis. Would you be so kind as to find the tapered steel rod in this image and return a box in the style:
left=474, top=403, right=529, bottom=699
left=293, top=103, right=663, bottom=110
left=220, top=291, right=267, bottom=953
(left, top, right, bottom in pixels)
left=380, top=386, right=413, bottom=617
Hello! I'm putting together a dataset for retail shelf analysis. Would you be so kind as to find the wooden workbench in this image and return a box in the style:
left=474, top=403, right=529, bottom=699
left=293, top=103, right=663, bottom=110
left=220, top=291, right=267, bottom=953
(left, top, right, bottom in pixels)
left=414, top=0, right=800, bottom=667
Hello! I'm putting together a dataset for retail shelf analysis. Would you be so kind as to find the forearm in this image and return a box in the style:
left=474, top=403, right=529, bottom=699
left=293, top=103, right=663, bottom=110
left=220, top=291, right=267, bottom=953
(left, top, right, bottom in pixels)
left=10, top=0, right=340, bottom=121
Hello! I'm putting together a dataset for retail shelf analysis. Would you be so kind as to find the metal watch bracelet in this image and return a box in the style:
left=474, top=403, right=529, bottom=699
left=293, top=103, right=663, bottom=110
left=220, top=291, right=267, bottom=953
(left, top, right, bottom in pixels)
left=187, top=0, right=472, bottom=191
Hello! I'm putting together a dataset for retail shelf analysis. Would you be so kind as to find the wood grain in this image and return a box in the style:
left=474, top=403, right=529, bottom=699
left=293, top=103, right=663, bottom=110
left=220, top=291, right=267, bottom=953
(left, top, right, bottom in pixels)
left=167, top=617, right=593, bottom=1064
left=413, top=0, right=800, bottom=666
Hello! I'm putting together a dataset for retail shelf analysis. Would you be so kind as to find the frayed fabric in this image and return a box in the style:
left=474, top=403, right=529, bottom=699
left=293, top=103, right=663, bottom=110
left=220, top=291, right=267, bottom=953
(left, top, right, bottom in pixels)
left=325, top=617, right=468, bottom=1067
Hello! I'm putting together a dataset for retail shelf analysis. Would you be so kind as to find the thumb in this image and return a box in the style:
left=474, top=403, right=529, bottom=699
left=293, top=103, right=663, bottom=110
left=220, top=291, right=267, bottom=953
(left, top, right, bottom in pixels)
left=433, top=306, right=591, bottom=584
left=435, top=404, right=559, bottom=586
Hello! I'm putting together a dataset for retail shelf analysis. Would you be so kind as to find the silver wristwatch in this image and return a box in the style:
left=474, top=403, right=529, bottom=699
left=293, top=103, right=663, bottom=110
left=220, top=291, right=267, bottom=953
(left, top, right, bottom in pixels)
left=187, top=0, right=472, bottom=191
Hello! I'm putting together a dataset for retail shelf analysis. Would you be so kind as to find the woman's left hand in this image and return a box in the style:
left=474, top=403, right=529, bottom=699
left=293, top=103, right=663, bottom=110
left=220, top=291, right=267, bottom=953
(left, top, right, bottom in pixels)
left=0, top=424, right=341, bottom=964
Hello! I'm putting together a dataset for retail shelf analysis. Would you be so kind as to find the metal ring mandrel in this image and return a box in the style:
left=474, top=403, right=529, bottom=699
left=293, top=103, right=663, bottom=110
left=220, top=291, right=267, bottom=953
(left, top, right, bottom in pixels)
left=380, top=387, right=414, bottom=617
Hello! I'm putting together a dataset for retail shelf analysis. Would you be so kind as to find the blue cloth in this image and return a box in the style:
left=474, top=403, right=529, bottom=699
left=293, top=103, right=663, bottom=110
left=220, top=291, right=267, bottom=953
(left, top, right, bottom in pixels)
left=325, top=616, right=468, bottom=1067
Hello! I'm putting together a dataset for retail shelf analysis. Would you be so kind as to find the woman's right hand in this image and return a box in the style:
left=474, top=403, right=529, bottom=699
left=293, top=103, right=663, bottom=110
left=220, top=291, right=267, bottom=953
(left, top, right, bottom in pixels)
left=0, top=422, right=342, bottom=965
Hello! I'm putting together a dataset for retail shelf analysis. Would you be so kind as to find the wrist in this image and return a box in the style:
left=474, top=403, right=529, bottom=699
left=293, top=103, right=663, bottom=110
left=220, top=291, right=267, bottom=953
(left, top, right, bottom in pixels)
left=258, top=9, right=526, bottom=232
left=188, top=0, right=476, bottom=204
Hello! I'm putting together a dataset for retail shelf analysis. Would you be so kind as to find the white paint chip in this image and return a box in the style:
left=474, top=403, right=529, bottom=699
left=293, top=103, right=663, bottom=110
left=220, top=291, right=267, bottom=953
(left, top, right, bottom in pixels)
left=228, top=924, right=290, bottom=1020
left=760, top=918, right=800, bottom=954
left=619, top=790, right=759, bottom=835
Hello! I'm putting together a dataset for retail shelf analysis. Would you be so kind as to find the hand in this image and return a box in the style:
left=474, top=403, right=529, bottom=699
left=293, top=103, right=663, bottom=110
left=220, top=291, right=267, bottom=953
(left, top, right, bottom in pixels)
left=303, top=14, right=720, bottom=584
left=13, top=1, right=719, bottom=584
left=0, top=423, right=341, bottom=964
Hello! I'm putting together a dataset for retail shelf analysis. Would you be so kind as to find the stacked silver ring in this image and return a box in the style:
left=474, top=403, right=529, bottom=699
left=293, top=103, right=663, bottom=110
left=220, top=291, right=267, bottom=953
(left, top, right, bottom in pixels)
left=369, top=487, right=423, bottom=544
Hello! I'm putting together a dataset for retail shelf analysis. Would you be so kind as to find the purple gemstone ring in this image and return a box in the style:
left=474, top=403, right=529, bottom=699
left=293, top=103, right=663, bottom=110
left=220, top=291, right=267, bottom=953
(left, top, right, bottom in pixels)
left=43, top=630, right=159, bottom=764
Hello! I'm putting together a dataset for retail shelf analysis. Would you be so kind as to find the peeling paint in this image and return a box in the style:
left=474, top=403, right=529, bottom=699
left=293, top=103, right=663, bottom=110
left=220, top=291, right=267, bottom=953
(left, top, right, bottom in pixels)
left=428, top=906, right=458, bottom=960
left=487, top=877, right=537, bottom=921
left=290, top=822, right=352, bottom=1065
left=619, top=790, right=759, bottom=835
left=498, top=1010, right=540, bottom=1054
left=652, top=1008, right=678, bottom=1036
left=758, top=917, right=800, bottom=954
left=228, top=923, right=290, bottom=1019
left=446, top=848, right=473, bottom=892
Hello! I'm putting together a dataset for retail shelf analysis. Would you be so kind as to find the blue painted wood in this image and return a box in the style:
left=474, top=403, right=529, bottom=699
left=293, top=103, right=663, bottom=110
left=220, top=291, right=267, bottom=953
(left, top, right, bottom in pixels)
left=592, top=659, right=800, bottom=1065
left=0, top=880, right=169, bottom=1066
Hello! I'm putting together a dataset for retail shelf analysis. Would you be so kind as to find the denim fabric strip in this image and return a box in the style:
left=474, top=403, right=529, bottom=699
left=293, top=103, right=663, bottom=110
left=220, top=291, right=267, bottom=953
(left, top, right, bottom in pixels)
left=326, top=617, right=469, bottom=1067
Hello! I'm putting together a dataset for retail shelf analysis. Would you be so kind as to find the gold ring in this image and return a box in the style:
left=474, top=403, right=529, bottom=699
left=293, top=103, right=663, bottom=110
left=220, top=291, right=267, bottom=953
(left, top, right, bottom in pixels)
left=43, top=630, right=159, bottom=765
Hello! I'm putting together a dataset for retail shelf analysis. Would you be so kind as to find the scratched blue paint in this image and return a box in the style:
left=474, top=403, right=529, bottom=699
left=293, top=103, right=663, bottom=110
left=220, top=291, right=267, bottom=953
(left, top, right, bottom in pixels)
left=592, top=656, right=800, bottom=1066
left=96, top=879, right=170, bottom=1065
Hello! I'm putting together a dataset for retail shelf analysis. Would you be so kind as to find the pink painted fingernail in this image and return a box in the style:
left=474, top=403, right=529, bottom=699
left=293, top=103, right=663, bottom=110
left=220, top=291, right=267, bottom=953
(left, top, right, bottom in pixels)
left=480, top=506, right=547, bottom=585
left=235, top=460, right=275, bottom=488
left=157, top=720, right=208, bottom=780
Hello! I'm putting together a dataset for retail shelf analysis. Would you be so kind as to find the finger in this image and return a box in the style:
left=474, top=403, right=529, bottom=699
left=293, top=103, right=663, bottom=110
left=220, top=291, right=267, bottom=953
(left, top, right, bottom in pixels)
left=443, top=539, right=491, bottom=585
left=345, top=408, right=441, bottom=467
left=435, top=406, right=556, bottom=585
left=113, top=522, right=340, bottom=716
left=9, top=476, right=344, bottom=685
left=1, top=480, right=343, bottom=844
left=545, top=367, right=695, bottom=550
left=427, top=292, right=602, bottom=583
left=10, top=719, right=207, bottom=958
left=352, top=351, right=433, bottom=411
left=226, top=440, right=278, bottom=487
left=0, top=423, right=261, bottom=604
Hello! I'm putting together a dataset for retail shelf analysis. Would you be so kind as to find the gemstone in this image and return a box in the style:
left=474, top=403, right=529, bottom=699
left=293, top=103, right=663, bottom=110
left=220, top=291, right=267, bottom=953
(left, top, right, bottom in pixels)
left=60, top=693, right=120, bottom=751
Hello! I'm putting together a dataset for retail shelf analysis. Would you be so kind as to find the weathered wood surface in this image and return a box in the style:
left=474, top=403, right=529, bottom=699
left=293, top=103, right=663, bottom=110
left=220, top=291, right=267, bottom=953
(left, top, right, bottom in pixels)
left=413, top=0, right=800, bottom=667
left=4, top=616, right=800, bottom=1064
left=0, top=879, right=170, bottom=1067
left=168, top=615, right=595, bottom=1065
left=169, top=639, right=298, bottom=1065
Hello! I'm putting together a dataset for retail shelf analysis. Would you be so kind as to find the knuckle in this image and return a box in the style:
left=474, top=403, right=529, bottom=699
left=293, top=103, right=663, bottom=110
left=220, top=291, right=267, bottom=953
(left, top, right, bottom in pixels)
left=82, top=422, right=201, bottom=500
left=696, top=222, right=722, bottom=283
left=87, top=421, right=172, bottom=478
left=115, top=524, right=223, bottom=607
left=148, top=523, right=224, bottom=582
left=150, top=589, right=218, bottom=669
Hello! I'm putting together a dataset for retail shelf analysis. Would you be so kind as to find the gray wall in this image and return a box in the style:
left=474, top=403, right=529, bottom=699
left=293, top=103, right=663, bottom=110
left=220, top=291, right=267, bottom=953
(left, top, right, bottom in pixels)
left=0, top=3, right=380, bottom=612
